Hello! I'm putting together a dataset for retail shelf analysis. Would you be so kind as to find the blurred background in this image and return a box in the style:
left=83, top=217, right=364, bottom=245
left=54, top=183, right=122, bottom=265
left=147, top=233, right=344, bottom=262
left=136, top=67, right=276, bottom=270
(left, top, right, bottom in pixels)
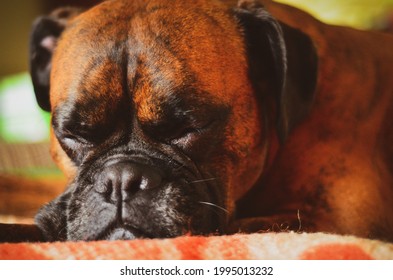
left=1, top=0, right=393, bottom=223
left=0, top=0, right=101, bottom=223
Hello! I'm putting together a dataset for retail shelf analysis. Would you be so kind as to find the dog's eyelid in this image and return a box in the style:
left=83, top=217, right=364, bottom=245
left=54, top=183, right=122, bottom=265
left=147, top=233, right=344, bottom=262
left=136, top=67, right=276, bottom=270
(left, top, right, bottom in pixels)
left=55, top=125, right=90, bottom=144
left=139, top=119, right=204, bottom=145
left=62, top=135, right=79, bottom=147
left=55, top=133, right=90, bottom=165
left=57, top=121, right=114, bottom=145
left=169, top=119, right=215, bottom=143
left=63, top=133, right=91, bottom=145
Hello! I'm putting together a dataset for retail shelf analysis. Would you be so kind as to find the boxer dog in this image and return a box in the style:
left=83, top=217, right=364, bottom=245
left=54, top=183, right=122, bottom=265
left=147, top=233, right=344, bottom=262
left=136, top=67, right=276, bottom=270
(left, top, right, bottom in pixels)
left=27, top=0, right=393, bottom=242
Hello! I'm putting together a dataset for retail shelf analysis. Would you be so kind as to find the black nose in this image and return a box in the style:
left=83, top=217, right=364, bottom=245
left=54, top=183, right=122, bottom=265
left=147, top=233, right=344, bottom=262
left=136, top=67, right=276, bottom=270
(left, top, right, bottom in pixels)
left=95, top=162, right=162, bottom=202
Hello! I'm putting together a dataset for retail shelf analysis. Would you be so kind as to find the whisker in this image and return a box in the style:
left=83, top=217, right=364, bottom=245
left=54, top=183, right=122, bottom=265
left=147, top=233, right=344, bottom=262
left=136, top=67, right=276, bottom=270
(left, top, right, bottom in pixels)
left=174, top=163, right=185, bottom=172
left=297, top=209, right=302, bottom=232
left=187, top=178, right=217, bottom=184
left=198, top=201, right=229, bottom=214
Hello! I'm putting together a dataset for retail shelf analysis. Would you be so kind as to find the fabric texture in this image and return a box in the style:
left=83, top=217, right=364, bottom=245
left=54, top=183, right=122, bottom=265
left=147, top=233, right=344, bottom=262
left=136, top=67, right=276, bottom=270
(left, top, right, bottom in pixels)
left=1, top=232, right=392, bottom=260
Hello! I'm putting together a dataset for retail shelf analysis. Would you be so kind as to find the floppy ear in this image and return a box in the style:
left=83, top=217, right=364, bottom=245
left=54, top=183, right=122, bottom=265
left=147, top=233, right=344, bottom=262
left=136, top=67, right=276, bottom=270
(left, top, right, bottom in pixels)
left=29, top=8, right=82, bottom=112
left=234, top=0, right=318, bottom=142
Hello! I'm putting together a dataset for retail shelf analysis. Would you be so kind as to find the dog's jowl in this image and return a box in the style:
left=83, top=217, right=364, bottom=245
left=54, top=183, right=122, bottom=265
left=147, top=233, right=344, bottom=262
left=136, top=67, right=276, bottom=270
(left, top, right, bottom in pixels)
left=29, top=0, right=393, bottom=241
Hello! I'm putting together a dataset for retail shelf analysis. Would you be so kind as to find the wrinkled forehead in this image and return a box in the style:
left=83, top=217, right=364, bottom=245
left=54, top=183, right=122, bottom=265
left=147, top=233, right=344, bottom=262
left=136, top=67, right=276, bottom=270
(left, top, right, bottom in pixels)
left=50, top=0, right=250, bottom=119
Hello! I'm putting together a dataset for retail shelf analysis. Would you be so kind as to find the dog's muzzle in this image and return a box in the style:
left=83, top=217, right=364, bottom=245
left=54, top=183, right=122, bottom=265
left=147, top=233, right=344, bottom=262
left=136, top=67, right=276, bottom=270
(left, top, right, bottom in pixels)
left=48, top=151, right=226, bottom=241
left=93, top=161, right=164, bottom=239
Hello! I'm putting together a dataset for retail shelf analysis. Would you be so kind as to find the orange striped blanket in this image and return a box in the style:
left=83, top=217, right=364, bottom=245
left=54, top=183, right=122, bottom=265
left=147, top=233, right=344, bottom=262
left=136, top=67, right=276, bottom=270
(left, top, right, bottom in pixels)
left=1, top=232, right=392, bottom=260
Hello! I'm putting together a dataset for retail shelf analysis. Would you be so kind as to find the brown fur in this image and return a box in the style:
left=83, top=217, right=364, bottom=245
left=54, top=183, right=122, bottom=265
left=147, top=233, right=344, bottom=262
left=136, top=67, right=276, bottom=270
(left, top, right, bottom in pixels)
left=50, top=0, right=267, bottom=214
left=236, top=1, right=393, bottom=240
left=31, top=0, right=393, bottom=241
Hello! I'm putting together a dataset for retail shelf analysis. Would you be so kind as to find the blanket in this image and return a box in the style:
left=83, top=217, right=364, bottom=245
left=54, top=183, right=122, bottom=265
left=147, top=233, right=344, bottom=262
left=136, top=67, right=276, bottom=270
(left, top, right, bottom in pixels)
left=1, top=232, right=392, bottom=260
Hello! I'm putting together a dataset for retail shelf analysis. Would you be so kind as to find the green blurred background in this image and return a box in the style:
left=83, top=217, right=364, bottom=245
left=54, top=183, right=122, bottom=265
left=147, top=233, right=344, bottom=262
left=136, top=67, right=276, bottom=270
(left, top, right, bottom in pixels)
left=278, top=0, right=393, bottom=29
left=1, top=0, right=393, bottom=174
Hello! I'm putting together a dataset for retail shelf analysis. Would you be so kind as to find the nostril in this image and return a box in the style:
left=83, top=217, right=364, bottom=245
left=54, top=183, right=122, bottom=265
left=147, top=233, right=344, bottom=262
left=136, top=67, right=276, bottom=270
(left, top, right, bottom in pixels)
left=95, top=171, right=118, bottom=202
left=121, top=171, right=143, bottom=194
left=94, top=175, right=119, bottom=203
left=95, top=162, right=163, bottom=201
left=95, top=179, right=113, bottom=195
left=97, top=182, right=114, bottom=203
left=140, top=169, right=162, bottom=190
left=140, top=177, right=149, bottom=190
left=120, top=167, right=162, bottom=193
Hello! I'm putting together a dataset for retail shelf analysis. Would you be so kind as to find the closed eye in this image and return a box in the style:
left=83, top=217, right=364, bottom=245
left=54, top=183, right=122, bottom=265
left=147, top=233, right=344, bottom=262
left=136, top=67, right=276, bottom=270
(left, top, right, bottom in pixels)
left=62, top=133, right=92, bottom=147
left=140, top=118, right=214, bottom=146
left=169, top=120, right=214, bottom=145
left=54, top=131, right=94, bottom=165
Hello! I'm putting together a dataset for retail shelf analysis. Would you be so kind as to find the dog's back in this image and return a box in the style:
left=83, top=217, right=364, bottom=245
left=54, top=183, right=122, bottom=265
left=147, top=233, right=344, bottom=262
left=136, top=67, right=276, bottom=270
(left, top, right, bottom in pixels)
left=240, top=0, right=393, bottom=240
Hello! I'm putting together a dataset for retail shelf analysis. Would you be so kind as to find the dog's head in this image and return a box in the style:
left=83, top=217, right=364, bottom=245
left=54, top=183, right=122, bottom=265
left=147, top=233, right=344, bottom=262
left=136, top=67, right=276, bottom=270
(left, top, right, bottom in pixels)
left=29, top=0, right=317, bottom=241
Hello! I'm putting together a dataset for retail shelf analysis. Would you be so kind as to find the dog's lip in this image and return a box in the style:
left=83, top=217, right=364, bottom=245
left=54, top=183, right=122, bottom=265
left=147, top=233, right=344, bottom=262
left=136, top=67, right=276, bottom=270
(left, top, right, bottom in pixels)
left=106, top=228, right=137, bottom=240
left=96, top=224, right=149, bottom=241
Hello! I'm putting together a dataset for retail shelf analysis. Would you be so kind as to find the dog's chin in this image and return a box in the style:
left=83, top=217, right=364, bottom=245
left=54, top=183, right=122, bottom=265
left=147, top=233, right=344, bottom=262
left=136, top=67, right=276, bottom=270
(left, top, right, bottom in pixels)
left=95, top=224, right=148, bottom=241
left=106, top=228, right=138, bottom=240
